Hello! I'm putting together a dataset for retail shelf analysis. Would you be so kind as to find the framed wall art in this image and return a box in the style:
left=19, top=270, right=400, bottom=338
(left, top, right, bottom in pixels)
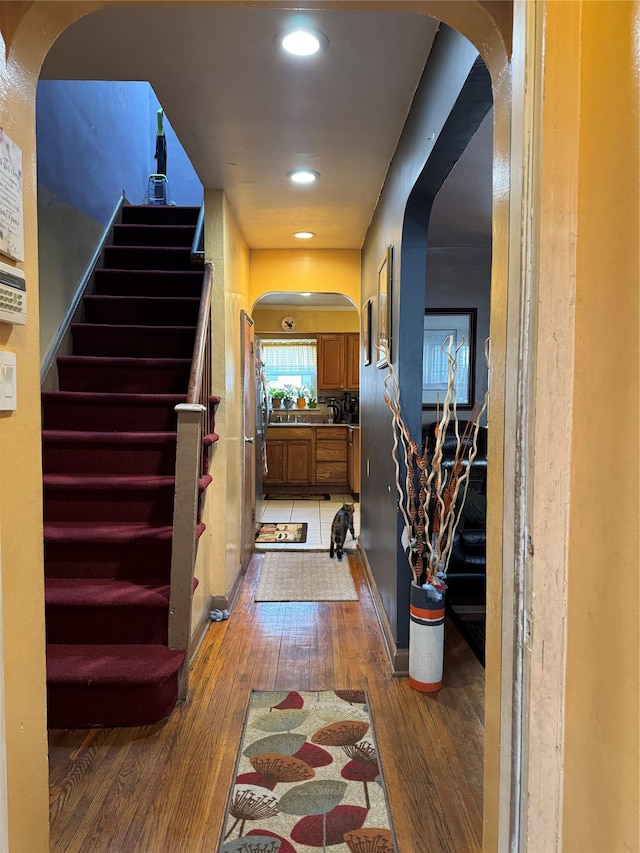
left=422, top=308, right=476, bottom=408
left=376, top=245, right=393, bottom=368
left=362, top=298, right=372, bottom=366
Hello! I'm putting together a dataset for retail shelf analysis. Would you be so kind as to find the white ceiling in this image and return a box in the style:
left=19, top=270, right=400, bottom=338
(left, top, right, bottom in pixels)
left=41, top=6, right=440, bottom=250
left=41, top=5, right=493, bottom=308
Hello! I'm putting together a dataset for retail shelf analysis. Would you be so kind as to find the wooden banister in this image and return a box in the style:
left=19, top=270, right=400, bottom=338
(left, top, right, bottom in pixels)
left=169, top=261, right=213, bottom=700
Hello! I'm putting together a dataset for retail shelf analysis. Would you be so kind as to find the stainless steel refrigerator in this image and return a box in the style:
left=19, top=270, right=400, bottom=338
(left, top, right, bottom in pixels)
left=254, top=336, right=268, bottom=528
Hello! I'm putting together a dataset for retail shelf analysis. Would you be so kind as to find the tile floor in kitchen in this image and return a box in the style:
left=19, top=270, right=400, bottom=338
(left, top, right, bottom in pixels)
left=255, top=494, right=360, bottom=551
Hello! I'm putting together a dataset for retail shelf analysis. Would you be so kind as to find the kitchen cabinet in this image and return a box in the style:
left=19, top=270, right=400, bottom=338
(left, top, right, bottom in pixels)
left=346, top=333, right=360, bottom=389
left=264, top=427, right=313, bottom=485
left=315, top=426, right=348, bottom=485
left=317, top=333, right=359, bottom=391
left=348, top=426, right=360, bottom=496
left=264, top=425, right=349, bottom=487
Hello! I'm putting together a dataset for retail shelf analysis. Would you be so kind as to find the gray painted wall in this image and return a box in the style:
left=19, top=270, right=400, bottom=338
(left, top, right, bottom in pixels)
left=359, top=26, right=481, bottom=649
left=423, top=247, right=491, bottom=428
left=37, top=80, right=203, bottom=362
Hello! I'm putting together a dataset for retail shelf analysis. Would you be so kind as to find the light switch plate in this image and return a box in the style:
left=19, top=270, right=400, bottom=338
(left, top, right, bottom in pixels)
left=0, top=351, right=17, bottom=411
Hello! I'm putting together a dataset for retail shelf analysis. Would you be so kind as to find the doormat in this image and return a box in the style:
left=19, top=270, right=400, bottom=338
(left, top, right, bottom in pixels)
left=448, top=605, right=486, bottom=667
left=255, top=523, right=307, bottom=544
left=265, top=493, right=331, bottom=501
left=255, top=552, right=358, bottom=601
left=220, top=689, right=397, bottom=852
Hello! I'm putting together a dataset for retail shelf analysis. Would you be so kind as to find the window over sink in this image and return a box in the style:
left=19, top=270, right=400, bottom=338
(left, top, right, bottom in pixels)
left=261, top=338, right=317, bottom=392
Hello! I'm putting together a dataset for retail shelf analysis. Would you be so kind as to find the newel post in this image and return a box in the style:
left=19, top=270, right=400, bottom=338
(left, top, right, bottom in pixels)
left=170, top=402, right=206, bottom=700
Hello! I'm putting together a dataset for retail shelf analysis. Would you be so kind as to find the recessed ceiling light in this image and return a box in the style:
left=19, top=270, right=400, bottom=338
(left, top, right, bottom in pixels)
left=288, top=170, right=320, bottom=184
left=294, top=231, right=315, bottom=239
left=281, top=29, right=324, bottom=56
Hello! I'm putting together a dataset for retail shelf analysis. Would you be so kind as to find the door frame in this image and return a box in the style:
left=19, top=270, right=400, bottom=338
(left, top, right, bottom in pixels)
left=240, top=310, right=256, bottom=572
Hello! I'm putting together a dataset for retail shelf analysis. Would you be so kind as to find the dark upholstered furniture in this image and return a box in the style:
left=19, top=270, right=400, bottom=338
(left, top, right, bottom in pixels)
left=423, top=420, right=487, bottom=605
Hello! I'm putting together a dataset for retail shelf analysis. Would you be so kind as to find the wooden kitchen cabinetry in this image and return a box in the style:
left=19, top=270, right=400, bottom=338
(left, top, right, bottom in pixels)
left=263, top=428, right=313, bottom=485
left=264, top=425, right=350, bottom=488
left=347, top=426, right=360, bottom=496
left=317, top=333, right=359, bottom=391
left=315, top=426, right=348, bottom=486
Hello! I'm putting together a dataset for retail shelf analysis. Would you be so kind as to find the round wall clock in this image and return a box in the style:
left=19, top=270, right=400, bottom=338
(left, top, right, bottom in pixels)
left=281, top=316, right=296, bottom=332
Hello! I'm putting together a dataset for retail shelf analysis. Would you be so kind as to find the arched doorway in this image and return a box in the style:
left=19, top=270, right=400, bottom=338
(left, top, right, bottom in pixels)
left=252, top=291, right=361, bottom=553
left=2, top=3, right=524, bottom=850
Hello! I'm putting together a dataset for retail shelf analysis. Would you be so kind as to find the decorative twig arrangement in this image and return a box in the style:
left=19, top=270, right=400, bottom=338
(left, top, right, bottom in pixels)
left=381, top=337, right=489, bottom=599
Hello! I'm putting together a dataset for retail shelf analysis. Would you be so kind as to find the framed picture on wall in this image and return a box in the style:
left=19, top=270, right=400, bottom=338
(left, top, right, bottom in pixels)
left=362, top=298, right=372, bottom=366
left=422, top=309, right=476, bottom=408
left=376, top=245, right=393, bottom=368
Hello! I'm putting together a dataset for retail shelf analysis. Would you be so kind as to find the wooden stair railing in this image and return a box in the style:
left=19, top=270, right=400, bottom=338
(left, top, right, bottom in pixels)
left=169, top=261, right=213, bottom=699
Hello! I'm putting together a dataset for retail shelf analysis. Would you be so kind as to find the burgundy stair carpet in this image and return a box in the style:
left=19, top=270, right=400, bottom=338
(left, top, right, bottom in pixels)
left=42, top=204, right=218, bottom=728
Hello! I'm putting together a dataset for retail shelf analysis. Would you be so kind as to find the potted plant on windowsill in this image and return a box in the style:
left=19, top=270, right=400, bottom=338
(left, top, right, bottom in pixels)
left=381, top=338, right=488, bottom=693
left=269, top=386, right=286, bottom=409
left=281, top=385, right=296, bottom=409
left=295, top=385, right=309, bottom=409
left=307, top=389, right=318, bottom=409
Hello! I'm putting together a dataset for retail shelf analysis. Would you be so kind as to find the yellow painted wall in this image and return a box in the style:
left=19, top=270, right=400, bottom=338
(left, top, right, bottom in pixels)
left=249, top=249, right=360, bottom=311
left=0, top=5, right=76, bottom=850
left=253, top=308, right=359, bottom=335
left=561, top=2, right=639, bottom=849
left=197, top=189, right=251, bottom=612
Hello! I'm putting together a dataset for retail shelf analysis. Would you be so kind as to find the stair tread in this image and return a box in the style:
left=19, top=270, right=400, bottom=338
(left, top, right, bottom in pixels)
left=46, top=644, right=186, bottom=685
left=95, top=268, right=202, bottom=276
left=57, top=355, right=191, bottom=365
left=44, top=521, right=175, bottom=541
left=42, top=391, right=188, bottom=403
left=43, top=473, right=212, bottom=489
left=43, top=474, right=176, bottom=488
left=45, top=578, right=170, bottom=607
left=43, top=520, right=205, bottom=542
left=43, top=430, right=177, bottom=443
left=71, top=323, right=197, bottom=331
left=83, top=295, right=200, bottom=304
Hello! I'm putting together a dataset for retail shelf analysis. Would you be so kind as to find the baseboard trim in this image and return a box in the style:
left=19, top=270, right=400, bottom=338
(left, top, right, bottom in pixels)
left=211, top=563, right=244, bottom=614
left=189, top=597, right=214, bottom=667
left=358, top=543, right=409, bottom=677
left=188, top=565, right=245, bottom=667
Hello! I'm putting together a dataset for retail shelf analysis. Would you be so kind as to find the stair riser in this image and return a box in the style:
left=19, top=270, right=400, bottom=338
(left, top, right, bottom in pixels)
left=93, top=269, right=203, bottom=298
left=44, top=542, right=172, bottom=580
left=113, top=224, right=195, bottom=248
left=43, top=490, right=176, bottom=523
left=103, top=246, right=193, bottom=271
left=58, top=362, right=190, bottom=394
left=43, top=443, right=177, bottom=476
left=121, top=205, right=200, bottom=227
left=46, top=608, right=168, bottom=645
left=47, top=680, right=180, bottom=728
left=71, top=326, right=196, bottom=359
left=83, top=299, right=199, bottom=326
left=42, top=398, right=183, bottom=432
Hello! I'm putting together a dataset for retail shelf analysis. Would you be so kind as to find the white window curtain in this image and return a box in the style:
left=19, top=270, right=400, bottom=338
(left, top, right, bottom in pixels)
left=261, top=339, right=316, bottom=372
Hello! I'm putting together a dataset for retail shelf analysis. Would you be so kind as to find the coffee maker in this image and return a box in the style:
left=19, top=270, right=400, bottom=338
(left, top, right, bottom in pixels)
left=343, top=392, right=358, bottom=424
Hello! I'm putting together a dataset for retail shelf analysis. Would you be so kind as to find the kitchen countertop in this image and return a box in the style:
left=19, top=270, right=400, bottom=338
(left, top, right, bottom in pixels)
left=267, top=422, right=359, bottom=428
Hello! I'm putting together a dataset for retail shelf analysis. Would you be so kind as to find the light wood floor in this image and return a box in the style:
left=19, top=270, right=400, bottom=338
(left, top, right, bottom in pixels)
left=48, top=552, right=484, bottom=852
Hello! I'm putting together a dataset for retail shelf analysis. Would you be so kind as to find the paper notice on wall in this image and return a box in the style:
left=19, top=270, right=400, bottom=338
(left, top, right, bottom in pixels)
left=0, top=129, right=24, bottom=262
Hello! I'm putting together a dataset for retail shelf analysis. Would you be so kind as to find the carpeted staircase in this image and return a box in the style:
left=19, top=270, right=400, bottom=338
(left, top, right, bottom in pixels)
left=42, top=204, right=217, bottom=728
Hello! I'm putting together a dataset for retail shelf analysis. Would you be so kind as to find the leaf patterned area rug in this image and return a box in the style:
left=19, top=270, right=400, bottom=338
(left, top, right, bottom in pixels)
left=220, top=690, right=397, bottom=853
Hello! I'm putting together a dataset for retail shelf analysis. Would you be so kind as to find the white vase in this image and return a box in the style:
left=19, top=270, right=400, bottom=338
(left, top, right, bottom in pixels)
left=408, top=581, right=445, bottom=692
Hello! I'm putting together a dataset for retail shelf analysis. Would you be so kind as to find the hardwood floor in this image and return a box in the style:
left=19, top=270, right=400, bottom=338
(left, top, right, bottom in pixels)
left=48, top=552, right=484, bottom=852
